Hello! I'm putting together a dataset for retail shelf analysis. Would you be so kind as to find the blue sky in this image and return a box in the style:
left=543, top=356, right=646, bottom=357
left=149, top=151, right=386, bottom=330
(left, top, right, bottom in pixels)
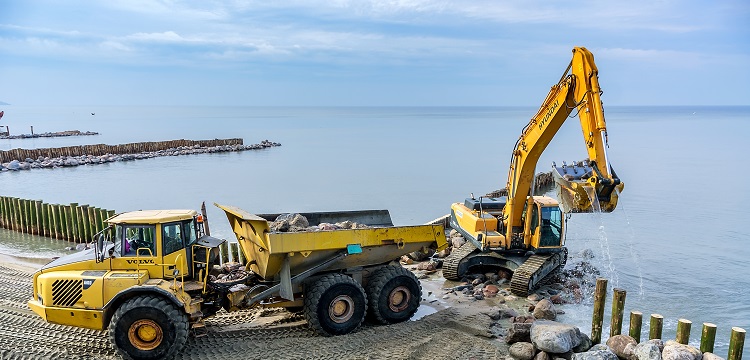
left=1, top=0, right=748, bottom=106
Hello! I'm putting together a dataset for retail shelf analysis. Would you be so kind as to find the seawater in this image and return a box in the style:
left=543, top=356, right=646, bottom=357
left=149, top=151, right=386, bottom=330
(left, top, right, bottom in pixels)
left=1, top=105, right=748, bottom=354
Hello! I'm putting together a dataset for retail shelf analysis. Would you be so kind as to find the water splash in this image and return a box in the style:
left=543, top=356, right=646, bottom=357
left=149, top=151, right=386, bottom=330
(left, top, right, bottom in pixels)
left=585, top=187, right=620, bottom=288
left=613, top=187, right=645, bottom=299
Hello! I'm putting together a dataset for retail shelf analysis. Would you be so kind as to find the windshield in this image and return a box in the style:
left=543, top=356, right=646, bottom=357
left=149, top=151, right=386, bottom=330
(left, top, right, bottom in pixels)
left=539, top=206, right=563, bottom=247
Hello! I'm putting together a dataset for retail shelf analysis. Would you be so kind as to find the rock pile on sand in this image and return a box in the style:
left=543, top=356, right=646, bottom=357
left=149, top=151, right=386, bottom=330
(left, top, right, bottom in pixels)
left=0, top=140, right=281, bottom=172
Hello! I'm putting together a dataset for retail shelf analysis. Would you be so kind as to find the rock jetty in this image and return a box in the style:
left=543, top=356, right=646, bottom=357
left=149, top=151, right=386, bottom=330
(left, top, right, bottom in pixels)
left=0, top=140, right=280, bottom=172
left=0, top=130, right=98, bottom=140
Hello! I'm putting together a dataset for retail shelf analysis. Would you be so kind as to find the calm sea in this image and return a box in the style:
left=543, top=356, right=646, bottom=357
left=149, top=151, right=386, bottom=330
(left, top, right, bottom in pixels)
left=1, top=105, right=748, bottom=353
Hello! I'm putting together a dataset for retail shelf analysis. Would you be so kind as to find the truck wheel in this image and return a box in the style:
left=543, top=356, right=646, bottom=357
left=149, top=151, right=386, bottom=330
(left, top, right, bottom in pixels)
left=304, top=273, right=367, bottom=336
left=366, top=265, right=421, bottom=324
left=108, top=295, right=189, bottom=360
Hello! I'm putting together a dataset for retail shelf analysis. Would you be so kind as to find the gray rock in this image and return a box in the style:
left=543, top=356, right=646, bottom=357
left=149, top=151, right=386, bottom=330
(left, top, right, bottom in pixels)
left=7, top=160, right=20, bottom=170
left=531, top=320, right=582, bottom=353
left=634, top=341, right=662, bottom=360
left=573, top=332, right=593, bottom=353
left=572, top=348, right=619, bottom=360
left=452, top=236, right=466, bottom=249
left=535, top=351, right=551, bottom=360
left=507, top=322, right=533, bottom=344
left=528, top=293, right=543, bottom=301
left=662, top=341, right=701, bottom=360
left=510, top=342, right=537, bottom=360
left=701, top=353, right=724, bottom=360
left=533, top=299, right=557, bottom=320
left=606, top=334, right=637, bottom=359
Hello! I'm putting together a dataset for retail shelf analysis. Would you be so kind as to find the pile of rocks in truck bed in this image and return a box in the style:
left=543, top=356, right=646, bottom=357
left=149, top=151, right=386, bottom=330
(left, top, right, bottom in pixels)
left=269, top=213, right=371, bottom=233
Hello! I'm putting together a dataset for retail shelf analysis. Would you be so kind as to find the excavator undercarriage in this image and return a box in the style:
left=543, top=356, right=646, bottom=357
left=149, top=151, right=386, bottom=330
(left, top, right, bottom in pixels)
left=443, top=241, right=567, bottom=297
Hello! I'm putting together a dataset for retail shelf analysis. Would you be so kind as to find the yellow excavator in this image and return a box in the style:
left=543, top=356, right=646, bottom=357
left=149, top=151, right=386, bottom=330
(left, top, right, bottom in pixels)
left=444, top=47, right=624, bottom=296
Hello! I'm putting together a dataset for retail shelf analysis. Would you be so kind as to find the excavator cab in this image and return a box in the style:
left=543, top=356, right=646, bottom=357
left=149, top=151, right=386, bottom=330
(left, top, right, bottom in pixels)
left=552, top=160, right=624, bottom=213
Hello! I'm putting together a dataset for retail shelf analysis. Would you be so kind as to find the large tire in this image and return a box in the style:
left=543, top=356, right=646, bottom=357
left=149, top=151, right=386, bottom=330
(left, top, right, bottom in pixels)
left=366, top=265, right=422, bottom=324
left=108, top=295, right=189, bottom=360
left=304, top=273, right=367, bottom=336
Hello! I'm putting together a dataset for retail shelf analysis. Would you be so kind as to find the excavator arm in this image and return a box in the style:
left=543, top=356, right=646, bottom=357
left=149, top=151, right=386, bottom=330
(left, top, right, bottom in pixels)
left=504, top=47, right=623, bottom=236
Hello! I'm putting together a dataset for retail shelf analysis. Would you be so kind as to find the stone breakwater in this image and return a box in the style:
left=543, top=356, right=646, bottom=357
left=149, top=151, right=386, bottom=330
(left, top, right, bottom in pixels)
left=0, top=129, right=99, bottom=140
left=0, top=140, right=281, bottom=172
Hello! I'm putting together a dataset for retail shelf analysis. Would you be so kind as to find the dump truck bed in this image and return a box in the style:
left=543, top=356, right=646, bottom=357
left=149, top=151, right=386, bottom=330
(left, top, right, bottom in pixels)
left=216, top=204, right=448, bottom=280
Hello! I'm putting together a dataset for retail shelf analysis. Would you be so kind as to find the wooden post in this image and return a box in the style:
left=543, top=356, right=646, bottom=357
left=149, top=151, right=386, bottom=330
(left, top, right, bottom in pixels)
left=219, top=242, right=229, bottom=264
left=60, top=204, right=68, bottom=240
left=629, top=311, right=643, bottom=343
left=69, top=203, right=79, bottom=241
left=51, top=205, right=60, bottom=240
left=649, top=314, right=664, bottom=340
left=230, top=242, right=240, bottom=263
left=591, top=278, right=608, bottom=344
left=65, top=205, right=75, bottom=241
left=700, top=323, right=717, bottom=354
left=13, top=198, right=22, bottom=231
left=34, top=201, right=43, bottom=235
left=0, top=196, right=5, bottom=228
left=88, top=206, right=97, bottom=239
left=611, top=288, right=627, bottom=337
left=728, top=327, right=745, bottom=360
left=676, top=319, right=692, bottom=345
left=79, top=205, right=90, bottom=242
left=41, top=203, right=49, bottom=237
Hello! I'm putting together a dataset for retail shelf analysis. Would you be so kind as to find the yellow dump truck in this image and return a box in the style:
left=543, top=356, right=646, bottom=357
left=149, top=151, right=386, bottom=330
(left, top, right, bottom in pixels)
left=28, top=204, right=447, bottom=360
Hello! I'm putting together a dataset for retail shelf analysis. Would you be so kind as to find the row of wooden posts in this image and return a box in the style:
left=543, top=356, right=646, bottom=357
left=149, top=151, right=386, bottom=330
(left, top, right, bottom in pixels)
left=0, top=138, right=244, bottom=163
left=591, top=278, right=745, bottom=360
left=0, top=196, right=115, bottom=243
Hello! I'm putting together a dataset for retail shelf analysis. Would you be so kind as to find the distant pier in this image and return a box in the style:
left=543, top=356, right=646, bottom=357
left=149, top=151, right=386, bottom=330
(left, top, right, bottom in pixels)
left=0, top=138, right=281, bottom=171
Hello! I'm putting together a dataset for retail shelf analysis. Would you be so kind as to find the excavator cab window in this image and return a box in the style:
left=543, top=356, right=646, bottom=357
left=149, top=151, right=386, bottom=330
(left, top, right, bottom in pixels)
left=539, top=206, right=563, bottom=247
left=116, top=225, right=156, bottom=256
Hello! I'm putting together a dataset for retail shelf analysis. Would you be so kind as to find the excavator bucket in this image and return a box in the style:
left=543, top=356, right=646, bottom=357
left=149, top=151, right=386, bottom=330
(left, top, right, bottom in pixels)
left=552, top=161, right=624, bottom=213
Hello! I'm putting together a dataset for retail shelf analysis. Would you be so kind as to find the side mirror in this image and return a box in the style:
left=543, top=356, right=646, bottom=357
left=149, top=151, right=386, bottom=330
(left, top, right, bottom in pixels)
left=97, top=234, right=105, bottom=262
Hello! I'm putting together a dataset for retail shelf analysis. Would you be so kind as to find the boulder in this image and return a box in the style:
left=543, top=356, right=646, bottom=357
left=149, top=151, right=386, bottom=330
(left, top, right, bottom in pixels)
left=535, top=351, right=551, bottom=360
left=662, top=341, right=701, bottom=360
left=573, top=333, right=593, bottom=353
left=452, top=236, right=466, bottom=249
left=701, top=353, right=724, bottom=360
left=571, top=348, right=619, bottom=360
left=7, top=160, right=20, bottom=170
left=633, top=341, right=662, bottom=360
left=507, top=322, right=533, bottom=344
left=528, top=293, right=543, bottom=301
left=606, top=334, right=637, bottom=359
left=531, top=320, right=583, bottom=353
left=533, top=299, right=557, bottom=320
left=510, top=342, right=537, bottom=360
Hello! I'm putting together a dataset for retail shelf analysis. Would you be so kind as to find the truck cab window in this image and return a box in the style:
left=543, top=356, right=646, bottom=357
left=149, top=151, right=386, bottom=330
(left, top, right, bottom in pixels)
left=121, top=225, right=156, bottom=256
left=163, top=222, right=184, bottom=255
left=183, top=219, right=198, bottom=246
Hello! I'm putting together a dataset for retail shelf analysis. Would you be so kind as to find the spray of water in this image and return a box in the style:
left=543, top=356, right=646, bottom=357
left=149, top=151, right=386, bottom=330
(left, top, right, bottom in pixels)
left=585, top=187, right=619, bottom=288
left=612, top=188, right=645, bottom=299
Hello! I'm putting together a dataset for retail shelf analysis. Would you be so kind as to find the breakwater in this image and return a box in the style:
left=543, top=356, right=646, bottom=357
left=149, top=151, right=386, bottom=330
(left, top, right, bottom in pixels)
left=0, top=196, right=115, bottom=243
left=0, top=129, right=99, bottom=140
left=0, top=138, right=281, bottom=171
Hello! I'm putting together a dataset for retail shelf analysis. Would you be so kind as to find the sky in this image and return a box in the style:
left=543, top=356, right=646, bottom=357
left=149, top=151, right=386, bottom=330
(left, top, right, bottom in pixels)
left=1, top=0, right=748, bottom=106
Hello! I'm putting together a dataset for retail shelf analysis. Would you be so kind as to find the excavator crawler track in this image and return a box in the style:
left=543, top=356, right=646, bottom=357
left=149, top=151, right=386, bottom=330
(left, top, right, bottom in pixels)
left=509, top=249, right=566, bottom=297
left=442, top=241, right=478, bottom=281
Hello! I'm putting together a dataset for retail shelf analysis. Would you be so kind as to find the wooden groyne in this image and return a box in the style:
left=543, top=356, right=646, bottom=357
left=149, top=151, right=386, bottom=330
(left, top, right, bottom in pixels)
left=591, top=278, right=745, bottom=359
left=0, top=196, right=115, bottom=243
left=0, top=138, right=244, bottom=163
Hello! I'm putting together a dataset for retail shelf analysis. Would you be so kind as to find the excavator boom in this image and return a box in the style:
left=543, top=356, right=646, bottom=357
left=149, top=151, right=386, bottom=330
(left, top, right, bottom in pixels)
left=505, top=46, right=623, bottom=232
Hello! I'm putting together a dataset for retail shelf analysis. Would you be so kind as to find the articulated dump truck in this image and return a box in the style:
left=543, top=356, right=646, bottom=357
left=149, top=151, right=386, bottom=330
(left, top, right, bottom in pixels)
left=28, top=203, right=447, bottom=360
